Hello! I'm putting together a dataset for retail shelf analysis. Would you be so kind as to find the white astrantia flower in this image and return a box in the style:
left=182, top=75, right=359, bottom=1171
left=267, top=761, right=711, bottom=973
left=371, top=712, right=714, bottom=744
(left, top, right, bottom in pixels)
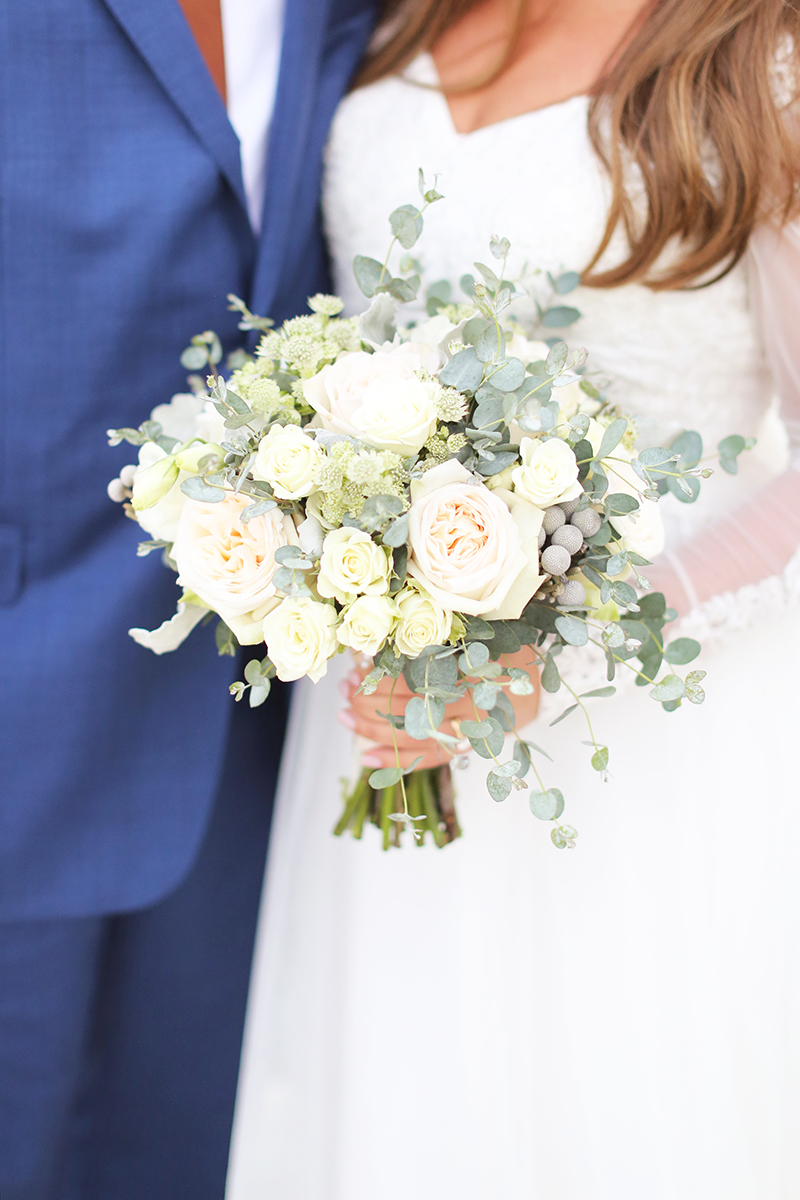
left=263, top=597, right=339, bottom=683
left=252, top=424, right=324, bottom=500
left=394, top=586, right=453, bottom=658
left=406, top=460, right=546, bottom=620
left=317, top=527, right=391, bottom=604
left=173, top=491, right=296, bottom=644
left=512, top=437, right=583, bottom=508
left=336, top=594, right=398, bottom=657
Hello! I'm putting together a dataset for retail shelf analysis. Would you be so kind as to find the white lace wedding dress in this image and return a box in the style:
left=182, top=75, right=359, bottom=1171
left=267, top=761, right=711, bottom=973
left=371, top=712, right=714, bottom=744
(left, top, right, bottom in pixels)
left=227, top=55, right=800, bottom=1200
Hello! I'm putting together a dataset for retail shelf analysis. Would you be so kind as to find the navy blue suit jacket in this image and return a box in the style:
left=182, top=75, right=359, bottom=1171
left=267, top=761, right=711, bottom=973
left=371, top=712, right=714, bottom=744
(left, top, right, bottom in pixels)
left=0, top=0, right=374, bottom=918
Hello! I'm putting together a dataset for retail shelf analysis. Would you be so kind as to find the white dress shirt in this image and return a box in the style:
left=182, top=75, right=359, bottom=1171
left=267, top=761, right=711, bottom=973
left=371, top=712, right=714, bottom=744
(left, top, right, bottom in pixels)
left=220, top=0, right=285, bottom=232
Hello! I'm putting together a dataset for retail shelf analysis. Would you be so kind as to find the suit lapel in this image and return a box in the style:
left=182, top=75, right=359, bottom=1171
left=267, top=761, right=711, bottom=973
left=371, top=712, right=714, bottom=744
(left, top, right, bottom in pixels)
left=250, top=0, right=333, bottom=316
left=101, top=0, right=248, bottom=214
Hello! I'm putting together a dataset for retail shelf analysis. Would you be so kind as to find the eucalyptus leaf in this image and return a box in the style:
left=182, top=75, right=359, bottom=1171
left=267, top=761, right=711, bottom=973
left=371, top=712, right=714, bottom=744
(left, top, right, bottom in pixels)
left=596, top=418, right=628, bottom=461
left=459, top=642, right=490, bottom=672
left=530, top=788, right=565, bottom=820
left=550, top=702, right=578, bottom=727
left=604, top=492, right=640, bottom=516
left=488, top=357, right=526, bottom=392
left=554, top=614, right=589, bottom=647
left=545, top=341, right=568, bottom=376
left=473, top=681, right=502, bottom=710
left=382, top=513, right=409, bottom=547
left=475, top=325, right=505, bottom=363
left=649, top=674, right=686, bottom=702
left=664, top=637, right=701, bottom=665
left=180, top=476, right=226, bottom=502
left=553, top=270, right=581, bottom=294
left=241, top=499, right=278, bottom=523
left=389, top=203, right=423, bottom=249
left=368, top=766, right=404, bottom=788
left=487, top=772, right=513, bottom=802
left=439, top=346, right=483, bottom=392
left=353, top=255, right=384, bottom=298
left=540, top=653, right=561, bottom=693
left=541, top=306, right=581, bottom=328
left=468, top=717, right=505, bottom=759
left=591, top=746, right=609, bottom=772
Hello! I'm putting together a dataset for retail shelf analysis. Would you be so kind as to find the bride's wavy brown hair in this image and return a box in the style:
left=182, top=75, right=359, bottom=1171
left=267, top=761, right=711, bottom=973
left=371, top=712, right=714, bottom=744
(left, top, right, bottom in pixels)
left=355, top=0, right=800, bottom=289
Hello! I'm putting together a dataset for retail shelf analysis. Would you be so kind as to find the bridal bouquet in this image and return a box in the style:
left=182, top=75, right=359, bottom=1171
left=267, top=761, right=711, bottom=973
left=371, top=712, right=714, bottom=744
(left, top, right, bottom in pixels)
left=109, top=174, right=753, bottom=850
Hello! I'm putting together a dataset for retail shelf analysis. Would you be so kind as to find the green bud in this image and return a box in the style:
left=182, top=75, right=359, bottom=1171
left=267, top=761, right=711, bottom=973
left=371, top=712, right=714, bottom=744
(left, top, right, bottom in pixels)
left=131, top=455, right=179, bottom=511
left=174, top=440, right=224, bottom=473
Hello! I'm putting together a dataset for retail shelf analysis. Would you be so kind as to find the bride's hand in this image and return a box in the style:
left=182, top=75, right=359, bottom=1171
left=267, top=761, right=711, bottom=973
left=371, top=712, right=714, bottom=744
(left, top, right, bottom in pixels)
left=338, top=649, right=541, bottom=770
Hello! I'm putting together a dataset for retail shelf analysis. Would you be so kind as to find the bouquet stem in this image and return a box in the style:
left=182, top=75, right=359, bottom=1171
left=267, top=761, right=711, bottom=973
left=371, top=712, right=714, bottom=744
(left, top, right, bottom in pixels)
left=334, top=766, right=462, bottom=849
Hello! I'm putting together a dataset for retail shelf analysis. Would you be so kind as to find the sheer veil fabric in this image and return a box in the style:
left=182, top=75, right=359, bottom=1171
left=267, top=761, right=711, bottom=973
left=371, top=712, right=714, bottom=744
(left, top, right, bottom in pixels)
left=227, top=54, right=800, bottom=1200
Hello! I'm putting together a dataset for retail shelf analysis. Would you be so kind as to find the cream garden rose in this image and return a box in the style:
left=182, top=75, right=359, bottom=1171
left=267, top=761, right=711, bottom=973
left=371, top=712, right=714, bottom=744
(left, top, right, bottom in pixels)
left=262, top=597, right=339, bottom=683
left=512, top=437, right=583, bottom=508
left=406, top=460, right=546, bottom=619
left=303, top=348, right=438, bottom=454
left=317, top=527, right=391, bottom=604
left=253, top=423, right=323, bottom=500
left=394, top=586, right=453, bottom=657
left=173, top=491, right=296, bottom=644
left=336, top=594, right=397, bottom=656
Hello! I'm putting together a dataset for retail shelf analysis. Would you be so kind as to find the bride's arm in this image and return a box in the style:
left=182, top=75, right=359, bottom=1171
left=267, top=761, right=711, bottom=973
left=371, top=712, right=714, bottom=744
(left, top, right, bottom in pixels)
left=644, top=218, right=800, bottom=614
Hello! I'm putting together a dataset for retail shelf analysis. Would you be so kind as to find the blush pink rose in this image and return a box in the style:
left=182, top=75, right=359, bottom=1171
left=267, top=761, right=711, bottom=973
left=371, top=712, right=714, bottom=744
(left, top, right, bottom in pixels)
left=406, top=461, right=546, bottom=620
left=173, top=491, right=297, bottom=643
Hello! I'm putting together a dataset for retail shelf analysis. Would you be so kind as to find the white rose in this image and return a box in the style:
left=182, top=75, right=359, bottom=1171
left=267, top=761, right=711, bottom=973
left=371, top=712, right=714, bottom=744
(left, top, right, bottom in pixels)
left=304, top=349, right=438, bottom=453
left=336, top=595, right=397, bottom=656
left=263, top=598, right=339, bottom=682
left=505, top=334, right=550, bottom=366
left=253, top=424, right=323, bottom=500
left=394, top=587, right=453, bottom=658
left=131, top=443, right=183, bottom=540
left=512, top=437, right=583, bottom=508
left=173, top=491, right=296, bottom=643
left=149, top=392, right=207, bottom=442
left=195, top=400, right=228, bottom=444
left=407, top=460, right=546, bottom=619
left=317, top=527, right=391, bottom=604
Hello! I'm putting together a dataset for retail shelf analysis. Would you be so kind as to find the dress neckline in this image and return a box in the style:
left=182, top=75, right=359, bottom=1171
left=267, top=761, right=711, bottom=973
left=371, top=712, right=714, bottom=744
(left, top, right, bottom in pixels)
left=403, top=52, right=590, bottom=140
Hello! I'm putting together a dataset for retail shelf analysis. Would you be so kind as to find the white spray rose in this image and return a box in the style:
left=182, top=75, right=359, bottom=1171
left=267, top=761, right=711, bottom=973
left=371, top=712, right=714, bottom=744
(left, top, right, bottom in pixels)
left=317, top=527, right=391, bottom=604
left=253, top=424, right=324, bottom=500
left=394, top=587, right=453, bottom=658
left=336, top=595, right=397, bottom=656
left=173, top=491, right=296, bottom=644
left=512, top=437, right=583, bottom=508
left=195, top=400, right=228, bottom=444
left=303, top=348, right=438, bottom=454
left=149, top=392, right=207, bottom=442
left=406, top=460, right=546, bottom=620
left=263, top=598, right=339, bottom=683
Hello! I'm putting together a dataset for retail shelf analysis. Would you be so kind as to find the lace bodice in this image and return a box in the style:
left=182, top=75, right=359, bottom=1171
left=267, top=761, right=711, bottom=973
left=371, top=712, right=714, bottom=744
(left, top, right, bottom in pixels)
left=322, top=53, right=800, bottom=633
